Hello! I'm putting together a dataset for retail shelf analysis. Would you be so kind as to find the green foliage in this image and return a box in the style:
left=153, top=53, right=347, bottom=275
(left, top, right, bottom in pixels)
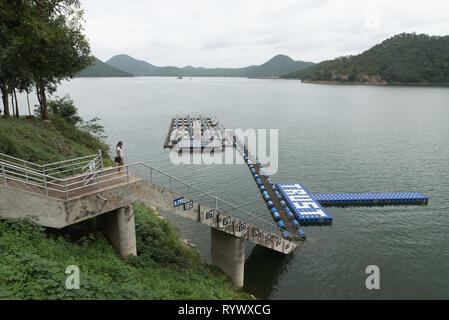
left=0, top=117, right=110, bottom=166
left=0, top=0, right=92, bottom=119
left=77, top=117, right=107, bottom=142
left=47, top=95, right=81, bottom=125
left=280, top=65, right=317, bottom=79
left=300, top=33, right=449, bottom=84
left=0, top=204, right=250, bottom=300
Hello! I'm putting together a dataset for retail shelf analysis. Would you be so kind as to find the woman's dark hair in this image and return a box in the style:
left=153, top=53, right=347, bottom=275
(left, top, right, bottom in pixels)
left=117, top=141, right=123, bottom=147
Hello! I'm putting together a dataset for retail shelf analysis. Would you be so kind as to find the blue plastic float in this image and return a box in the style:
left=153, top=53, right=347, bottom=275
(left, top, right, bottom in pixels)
left=277, top=183, right=333, bottom=225
left=282, top=231, right=292, bottom=240
left=311, top=192, right=428, bottom=206
left=277, top=220, right=286, bottom=229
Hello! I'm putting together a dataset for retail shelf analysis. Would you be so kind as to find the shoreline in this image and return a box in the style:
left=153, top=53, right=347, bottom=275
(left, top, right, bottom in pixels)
left=300, top=79, right=449, bottom=87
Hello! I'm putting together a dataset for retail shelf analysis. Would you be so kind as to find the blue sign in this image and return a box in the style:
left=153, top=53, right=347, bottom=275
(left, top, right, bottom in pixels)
left=173, top=197, right=185, bottom=208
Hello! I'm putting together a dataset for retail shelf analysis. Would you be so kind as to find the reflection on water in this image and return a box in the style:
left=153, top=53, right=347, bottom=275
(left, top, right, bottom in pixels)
left=244, top=245, right=294, bottom=299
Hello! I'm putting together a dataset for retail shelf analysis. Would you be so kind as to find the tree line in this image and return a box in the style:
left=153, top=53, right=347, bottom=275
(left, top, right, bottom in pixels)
left=0, top=0, right=92, bottom=120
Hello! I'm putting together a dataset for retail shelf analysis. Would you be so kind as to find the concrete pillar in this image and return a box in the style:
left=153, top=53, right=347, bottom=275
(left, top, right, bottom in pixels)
left=97, top=206, right=137, bottom=258
left=210, top=228, right=245, bottom=287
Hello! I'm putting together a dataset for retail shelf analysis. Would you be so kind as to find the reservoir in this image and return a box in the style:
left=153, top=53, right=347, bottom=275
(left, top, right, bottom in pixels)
left=16, top=77, right=449, bottom=299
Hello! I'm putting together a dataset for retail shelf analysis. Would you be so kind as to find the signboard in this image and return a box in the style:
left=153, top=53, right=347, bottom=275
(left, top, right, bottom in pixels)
left=88, top=160, right=95, bottom=173
left=222, top=217, right=231, bottom=226
left=173, top=197, right=185, bottom=208
left=184, top=200, right=193, bottom=211
left=206, top=210, right=215, bottom=220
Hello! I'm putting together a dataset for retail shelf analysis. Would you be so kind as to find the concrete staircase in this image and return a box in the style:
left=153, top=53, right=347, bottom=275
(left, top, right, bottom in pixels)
left=0, top=153, right=301, bottom=287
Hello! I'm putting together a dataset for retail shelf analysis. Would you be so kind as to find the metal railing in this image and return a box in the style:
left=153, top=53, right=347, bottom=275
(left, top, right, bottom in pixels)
left=0, top=151, right=101, bottom=178
left=0, top=151, right=104, bottom=199
left=0, top=152, right=297, bottom=242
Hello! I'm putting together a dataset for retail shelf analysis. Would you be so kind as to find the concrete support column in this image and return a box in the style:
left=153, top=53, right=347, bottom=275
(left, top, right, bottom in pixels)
left=97, top=206, right=137, bottom=258
left=210, top=228, right=245, bottom=287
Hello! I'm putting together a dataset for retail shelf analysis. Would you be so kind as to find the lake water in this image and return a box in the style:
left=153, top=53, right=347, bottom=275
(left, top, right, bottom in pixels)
left=16, top=77, right=449, bottom=299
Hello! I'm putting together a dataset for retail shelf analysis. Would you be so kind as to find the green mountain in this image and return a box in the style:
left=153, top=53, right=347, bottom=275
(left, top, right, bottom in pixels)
left=75, top=57, right=133, bottom=78
left=280, top=65, right=317, bottom=79
left=295, top=33, right=449, bottom=84
left=246, top=55, right=314, bottom=78
left=106, top=54, right=314, bottom=78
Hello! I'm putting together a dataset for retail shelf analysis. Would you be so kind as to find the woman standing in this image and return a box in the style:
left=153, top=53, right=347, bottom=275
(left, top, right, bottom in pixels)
left=115, top=141, right=124, bottom=172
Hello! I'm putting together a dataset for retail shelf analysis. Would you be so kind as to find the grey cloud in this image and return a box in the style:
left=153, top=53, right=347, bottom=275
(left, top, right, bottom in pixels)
left=81, top=0, right=449, bottom=67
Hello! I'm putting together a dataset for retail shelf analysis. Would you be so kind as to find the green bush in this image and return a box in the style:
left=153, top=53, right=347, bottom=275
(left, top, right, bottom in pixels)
left=47, top=95, right=82, bottom=125
left=0, top=204, right=250, bottom=300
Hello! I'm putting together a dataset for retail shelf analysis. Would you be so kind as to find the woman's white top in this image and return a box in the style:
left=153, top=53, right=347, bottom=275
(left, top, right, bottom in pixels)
left=116, top=146, right=123, bottom=158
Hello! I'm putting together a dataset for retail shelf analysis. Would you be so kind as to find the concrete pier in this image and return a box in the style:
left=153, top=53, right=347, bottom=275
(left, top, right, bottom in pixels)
left=97, top=206, right=137, bottom=258
left=210, top=228, right=246, bottom=287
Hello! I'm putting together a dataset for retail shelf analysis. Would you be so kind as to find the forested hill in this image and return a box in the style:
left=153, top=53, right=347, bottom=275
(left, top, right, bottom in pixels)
left=75, top=57, right=133, bottom=78
left=106, top=54, right=314, bottom=78
left=286, top=33, right=449, bottom=85
left=245, top=55, right=314, bottom=78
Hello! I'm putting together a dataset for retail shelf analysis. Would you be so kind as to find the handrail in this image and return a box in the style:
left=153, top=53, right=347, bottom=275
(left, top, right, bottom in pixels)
left=42, top=154, right=99, bottom=169
left=125, top=162, right=288, bottom=238
left=0, top=153, right=298, bottom=242
left=0, top=151, right=102, bottom=180
left=0, top=161, right=65, bottom=182
left=0, top=153, right=44, bottom=169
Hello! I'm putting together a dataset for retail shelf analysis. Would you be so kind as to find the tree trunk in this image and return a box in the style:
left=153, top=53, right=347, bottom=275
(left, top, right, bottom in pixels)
left=40, top=84, right=49, bottom=121
left=27, top=91, right=31, bottom=116
left=13, top=89, right=19, bottom=118
left=0, top=85, right=10, bottom=118
left=36, top=84, right=43, bottom=118
left=11, top=94, right=15, bottom=118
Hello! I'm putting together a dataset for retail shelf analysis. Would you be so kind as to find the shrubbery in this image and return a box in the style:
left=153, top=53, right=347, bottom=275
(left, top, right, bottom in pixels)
left=0, top=204, right=250, bottom=300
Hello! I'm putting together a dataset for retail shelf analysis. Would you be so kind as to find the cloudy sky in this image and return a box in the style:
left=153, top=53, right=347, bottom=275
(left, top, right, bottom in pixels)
left=81, top=0, right=449, bottom=68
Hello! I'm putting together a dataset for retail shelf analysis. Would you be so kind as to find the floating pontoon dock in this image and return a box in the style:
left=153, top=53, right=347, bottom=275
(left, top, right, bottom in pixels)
left=233, top=133, right=428, bottom=241
left=311, top=192, right=429, bottom=206
left=164, top=115, right=233, bottom=151
left=163, top=115, right=429, bottom=244
left=233, top=137, right=306, bottom=241
left=277, top=183, right=333, bottom=225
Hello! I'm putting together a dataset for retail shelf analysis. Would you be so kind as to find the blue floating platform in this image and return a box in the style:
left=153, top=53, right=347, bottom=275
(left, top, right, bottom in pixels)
left=277, top=183, right=333, bottom=225
left=311, top=192, right=429, bottom=206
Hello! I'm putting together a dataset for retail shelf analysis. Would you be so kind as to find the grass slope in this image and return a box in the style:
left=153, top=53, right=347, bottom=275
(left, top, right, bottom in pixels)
left=0, top=203, right=250, bottom=299
left=0, top=117, right=110, bottom=165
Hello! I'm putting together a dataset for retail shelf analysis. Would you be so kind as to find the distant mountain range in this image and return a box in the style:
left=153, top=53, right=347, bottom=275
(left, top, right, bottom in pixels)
left=75, top=54, right=314, bottom=78
left=284, top=33, right=449, bottom=85
left=75, top=57, right=133, bottom=78
left=75, top=32, right=449, bottom=84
